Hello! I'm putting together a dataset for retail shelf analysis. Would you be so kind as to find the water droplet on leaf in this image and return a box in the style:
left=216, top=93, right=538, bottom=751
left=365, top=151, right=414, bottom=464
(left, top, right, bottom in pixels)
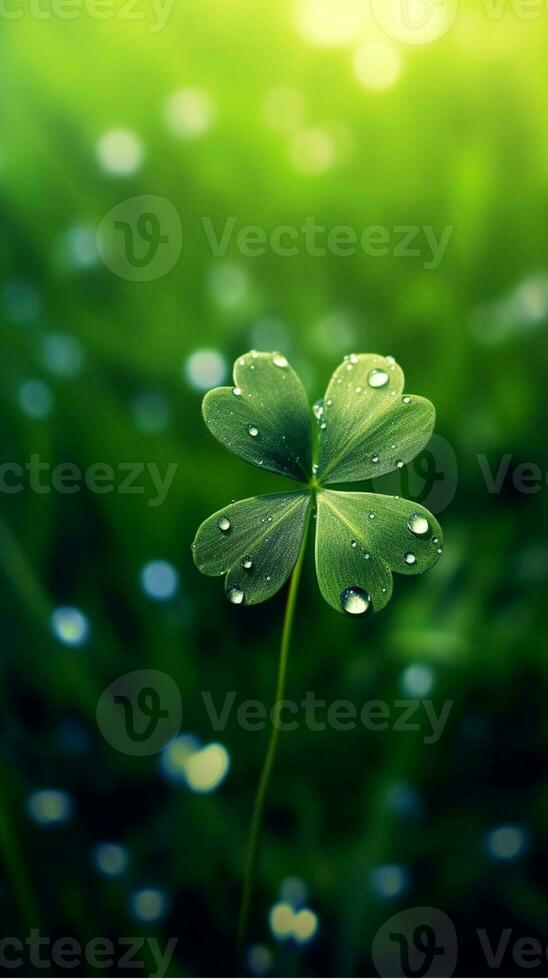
left=248, top=424, right=259, bottom=437
left=272, top=354, right=288, bottom=368
left=241, top=556, right=253, bottom=570
left=218, top=516, right=231, bottom=532
left=407, top=513, right=429, bottom=537
left=404, top=552, right=417, bottom=566
left=367, top=368, right=389, bottom=389
left=371, top=453, right=379, bottom=464
left=340, top=587, right=371, bottom=616
left=227, top=587, right=244, bottom=605
left=232, top=386, right=242, bottom=396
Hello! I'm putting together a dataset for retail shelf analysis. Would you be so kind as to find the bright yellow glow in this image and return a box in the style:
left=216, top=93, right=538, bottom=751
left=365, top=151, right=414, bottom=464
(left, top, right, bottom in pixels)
left=290, top=128, right=335, bottom=175
left=184, top=743, right=230, bottom=793
left=264, top=86, right=305, bottom=133
left=295, top=0, right=367, bottom=48
left=292, top=909, right=319, bottom=942
left=353, top=42, right=402, bottom=92
left=269, top=902, right=295, bottom=939
left=164, top=88, right=214, bottom=139
left=370, top=0, right=458, bottom=46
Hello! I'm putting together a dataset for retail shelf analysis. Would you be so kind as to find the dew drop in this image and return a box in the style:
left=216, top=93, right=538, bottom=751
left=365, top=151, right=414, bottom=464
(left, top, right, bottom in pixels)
left=227, top=587, right=244, bottom=605
left=266, top=574, right=271, bottom=582
left=365, top=553, right=370, bottom=559
left=407, top=513, right=430, bottom=537
left=312, top=463, right=318, bottom=475
left=396, top=460, right=404, bottom=469
left=351, top=540, right=357, bottom=548
left=218, top=516, right=231, bottom=532
left=326, top=398, right=333, bottom=406
left=239, top=358, right=245, bottom=366
left=232, top=386, right=242, bottom=396
left=371, top=453, right=380, bottom=464
left=437, top=547, right=443, bottom=554
left=320, top=421, right=327, bottom=430
left=248, top=424, right=259, bottom=437
left=402, top=395, right=411, bottom=404
left=313, top=399, right=324, bottom=421
left=367, top=368, right=389, bottom=389
left=350, top=353, right=359, bottom=364
left=241, top=556, right=253, bottom=570
left=368, top=512, right=375, bottom=519
left=340, top=587, right=371, bottom=616
left=432, top=536, right=439, bottom=544
left=273, top=354, right=288, bottom=368
left=404, top=552, right=417, bottom=566
left=267, top=516, right=273, bottom=523
left=355, top=386, right=362, bottom=393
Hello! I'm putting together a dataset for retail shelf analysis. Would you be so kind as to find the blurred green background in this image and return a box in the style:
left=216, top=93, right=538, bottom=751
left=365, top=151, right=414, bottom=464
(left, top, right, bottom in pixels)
left=1, top=0, right=548, bottom=975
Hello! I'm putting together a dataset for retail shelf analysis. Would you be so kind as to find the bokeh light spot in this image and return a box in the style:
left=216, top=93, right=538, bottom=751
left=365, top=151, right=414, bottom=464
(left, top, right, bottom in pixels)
left=27, top=789, right=73, bottom=826
left=51, top=606, right=90, bottom=647
left=353, top=42, right=402, bottom=91
left=96, top=129, right=143, bottom=176
left=164, top=88, right=215, bottom=139
left=295, top=0, right=366, bottom=47
left=185, top=348, right=227, bottom=391
left=140, top=560, right=180, bottom=601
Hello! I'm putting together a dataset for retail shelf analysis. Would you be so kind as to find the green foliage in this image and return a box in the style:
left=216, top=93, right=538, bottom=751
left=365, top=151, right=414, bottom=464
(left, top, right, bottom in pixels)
left=202, top=352, right=312, bottom=482
left=192, top=492, right=311, bottom=606
left=193, top=352, right=443, bottom=615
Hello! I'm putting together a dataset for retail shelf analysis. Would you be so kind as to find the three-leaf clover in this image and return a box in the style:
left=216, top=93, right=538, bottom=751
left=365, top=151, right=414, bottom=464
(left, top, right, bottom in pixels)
left=192, top=351, right=443, bottom=615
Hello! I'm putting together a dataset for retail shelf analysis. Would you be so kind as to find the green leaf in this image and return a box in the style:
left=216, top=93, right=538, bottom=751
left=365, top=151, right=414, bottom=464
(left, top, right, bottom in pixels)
left=315, top=489, right=443, bottom=615
left=202, top=351, right=312, bottom=483
left=192, top=491, right=312, bottom=606
left=316, top=353, right=435, bottom=485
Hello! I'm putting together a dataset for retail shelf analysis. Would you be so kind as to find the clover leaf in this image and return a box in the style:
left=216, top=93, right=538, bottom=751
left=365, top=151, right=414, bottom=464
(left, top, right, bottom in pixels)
left=192, top=351, right=443, bottom=615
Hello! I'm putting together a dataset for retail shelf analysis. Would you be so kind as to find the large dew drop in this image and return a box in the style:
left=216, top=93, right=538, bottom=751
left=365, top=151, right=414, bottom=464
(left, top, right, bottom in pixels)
left=340, top=586, right=371, bottom=616
left=407, top=513, right=430, bottom=537
left=404, top=552, right=417, bottom=566
left=247, top=424, right=259, bottom=437
left=227, top=587, right=244, bottom=605
left=272, top=354, right=288, bottom=368
left=367, top=368, right=389, bottom=389
left=218, top=516, right=231, bottom=532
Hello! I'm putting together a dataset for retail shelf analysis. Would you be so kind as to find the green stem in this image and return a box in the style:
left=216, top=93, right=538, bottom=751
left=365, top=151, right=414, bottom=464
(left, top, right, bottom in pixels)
left=237, top=504, right=312, bottom=957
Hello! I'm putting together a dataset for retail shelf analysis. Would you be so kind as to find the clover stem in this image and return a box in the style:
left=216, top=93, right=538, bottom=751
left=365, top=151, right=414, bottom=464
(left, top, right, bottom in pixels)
left=237, top=502, right=313, bottom=959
